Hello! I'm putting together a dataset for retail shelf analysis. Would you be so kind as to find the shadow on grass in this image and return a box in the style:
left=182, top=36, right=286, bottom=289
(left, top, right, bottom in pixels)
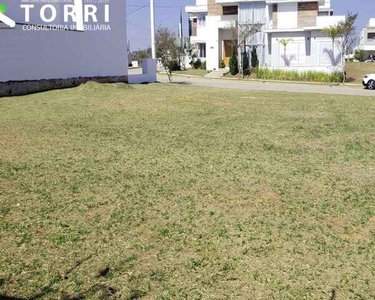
left=169, top=81, right=192, bottom=85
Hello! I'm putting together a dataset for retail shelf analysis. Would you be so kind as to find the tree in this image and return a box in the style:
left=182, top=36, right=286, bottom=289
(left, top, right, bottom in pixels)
left=321, top=26, right=341, bottom=61
left=229, top=49, right=239, bottom=75
left=132, top=48, right=152, bottom=64
left=279, top=39, right=295, bottom=66
left=321, top=12, right=358, bottom=83
left=242, top=48, right=250, bottom=76
left=230, top=22, right=262, bottom=78
left=251, top=47, right=259, bottom=68
left=279, top=39, right=290, bottom=56
left=354, top=49, right=365, bottom=62
left=155, top=26, right=181, bottom=82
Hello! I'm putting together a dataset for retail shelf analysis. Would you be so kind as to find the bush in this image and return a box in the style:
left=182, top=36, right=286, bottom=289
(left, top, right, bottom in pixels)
left=193, top=59, right=202, bottom=69
left=354, top=49, right=365, bottom=62
left=251, top=48, right=259, bottom=68
left=200, top=60, right=206, bottom=70
left=219, top=59, right=226, bottom=69
left=256, top=68, right=343, bottom=83
left=169, top=60, right=181, bottom=71
left=229, top=50, right=239, bottom=75
left=242, top=50, right=250, bottom=76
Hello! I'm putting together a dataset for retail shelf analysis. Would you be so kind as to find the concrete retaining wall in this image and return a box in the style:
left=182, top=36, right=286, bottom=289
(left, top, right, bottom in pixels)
left=0, top=76, right=127, bottom=97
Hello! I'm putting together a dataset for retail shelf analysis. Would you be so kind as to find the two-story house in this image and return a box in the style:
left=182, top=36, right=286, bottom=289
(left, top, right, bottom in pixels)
left=186, top=0, right=345, bottom=73
left=358, top=19, right=375, bottom=59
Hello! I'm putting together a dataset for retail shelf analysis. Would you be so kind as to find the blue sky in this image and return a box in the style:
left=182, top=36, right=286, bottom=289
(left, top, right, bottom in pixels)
left=127, top=0, right=375, bottom=51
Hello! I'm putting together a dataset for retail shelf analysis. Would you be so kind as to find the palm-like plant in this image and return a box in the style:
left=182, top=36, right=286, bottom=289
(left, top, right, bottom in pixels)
left=279, top=39, right=291, bottom=56
left=321, top=26, right=342, bottom=59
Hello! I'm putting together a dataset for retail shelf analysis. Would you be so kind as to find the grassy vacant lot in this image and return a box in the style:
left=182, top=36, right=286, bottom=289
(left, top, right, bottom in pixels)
left=346, top=62, right=375, bottom=83
left=1, top=83, right=375, bottom=299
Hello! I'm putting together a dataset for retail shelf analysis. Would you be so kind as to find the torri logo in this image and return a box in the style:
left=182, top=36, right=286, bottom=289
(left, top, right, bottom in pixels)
left=0, top=2, right=16, bottom=28
left=0, top=1, right=111, bottom=31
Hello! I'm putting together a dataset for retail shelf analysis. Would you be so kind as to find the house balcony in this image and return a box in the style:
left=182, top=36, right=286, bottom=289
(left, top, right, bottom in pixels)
left=265, top=15, right=344, bottom=32
left=186, top=5, right=208, bottom=14
left=316, top=15, right=344, bottom=28
left=217, top=15, right=238, bottom=29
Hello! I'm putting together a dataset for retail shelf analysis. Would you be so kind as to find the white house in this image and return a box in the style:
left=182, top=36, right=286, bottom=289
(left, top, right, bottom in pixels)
left=186, top=0, right=345, bottom=73
left=358, top=18, right=375, bottom=59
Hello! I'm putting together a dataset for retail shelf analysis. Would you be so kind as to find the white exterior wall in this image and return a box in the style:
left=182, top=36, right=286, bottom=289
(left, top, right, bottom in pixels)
left=206, top=15, right=221, bottom=70
left=191, top=18, right=208, bottom=44
left=266, top=31, right=342, bottom=73
left=0, top=1, right=128, bottom=82
left=359, top=19, right=375, bottom=53
left=186, top=0, right=344, bottom=73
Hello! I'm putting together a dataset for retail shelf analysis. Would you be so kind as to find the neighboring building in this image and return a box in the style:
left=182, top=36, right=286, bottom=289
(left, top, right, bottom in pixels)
left=0, top=0, right=156, bottom=96
left=358, top=19, right=375, bottom=58
left=186, top=0, right=345, bottom=73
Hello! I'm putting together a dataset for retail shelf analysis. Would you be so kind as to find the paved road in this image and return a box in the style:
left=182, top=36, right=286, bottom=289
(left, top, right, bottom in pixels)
left=157, top=74, right=375, bottom=97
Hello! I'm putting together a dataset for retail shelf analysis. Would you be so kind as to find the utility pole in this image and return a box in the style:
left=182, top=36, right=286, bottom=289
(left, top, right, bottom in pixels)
left=150, top=0, right=156, bottom=59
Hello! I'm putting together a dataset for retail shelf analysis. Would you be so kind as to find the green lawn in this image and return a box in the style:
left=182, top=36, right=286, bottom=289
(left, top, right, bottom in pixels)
left=1, top=82, right=375, bottom=299
left=346, top=62, right=375, bottom=83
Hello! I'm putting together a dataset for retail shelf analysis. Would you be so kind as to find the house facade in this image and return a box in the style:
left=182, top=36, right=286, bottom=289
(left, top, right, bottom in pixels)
left=186, top=0, right=345, bottom=72
left=358, top=19, right=375, bottom=58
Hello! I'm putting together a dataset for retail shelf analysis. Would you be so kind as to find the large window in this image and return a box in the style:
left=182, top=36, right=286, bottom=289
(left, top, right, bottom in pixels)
left=189, top=18, right=197, bottom=37
left=198, top=43, right=206, bottom=58
left=368, top=32, right=375, bottom=40
left=223, top=6, right=238, bottom=16
left=198, top=14, right=206, bottom=27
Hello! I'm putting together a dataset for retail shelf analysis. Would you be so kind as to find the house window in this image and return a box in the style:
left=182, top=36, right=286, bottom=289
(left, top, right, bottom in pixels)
left=368, top=32, right=375, bottom=40
left=318, top=11, right=329, bottom=16
left=223, top=6, right=238, bottom=16
left=198, top=14, right=206, bottom=27
left=189, top=18, right=197, bottom=37
left=198, top=43, right=206, bottom=58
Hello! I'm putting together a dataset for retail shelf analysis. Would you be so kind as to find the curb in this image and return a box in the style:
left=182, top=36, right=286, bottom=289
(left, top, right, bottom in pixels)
left=159, top=72, right=363, bottom=87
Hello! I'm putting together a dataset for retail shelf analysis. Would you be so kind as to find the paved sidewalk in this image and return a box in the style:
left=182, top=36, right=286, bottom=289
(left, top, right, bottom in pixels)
left=158, top=74, right=374, bottom=97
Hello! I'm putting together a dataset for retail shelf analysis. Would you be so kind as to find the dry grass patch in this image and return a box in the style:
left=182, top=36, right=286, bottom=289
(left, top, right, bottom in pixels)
left=1, top=82, right=375, bottom=299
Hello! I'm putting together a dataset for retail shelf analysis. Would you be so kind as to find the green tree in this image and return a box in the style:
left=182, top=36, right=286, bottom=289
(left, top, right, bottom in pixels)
left=132, top=48, right=152, bottom=64
left=230, top=22, right=262, bottom=78
left=354, top=49, right=365, bottom=62
left=156, top=26, right=181, bottom=82
left=321, top=12, right=358, bottom=83
left=321, top=26, right=341, bottom=62
left=242, top=48, right=250, bottom=76
left=229, top=49, right=239, bottom=76
left=251, top=47, right=259, bottom=68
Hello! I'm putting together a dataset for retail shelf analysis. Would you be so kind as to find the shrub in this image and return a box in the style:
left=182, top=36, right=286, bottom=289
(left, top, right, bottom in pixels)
left=200, top=60, right=207, bottom=70
left=219, top=59, right=226, bottom=69
left=251, top=48, right=259, bottom=68
left=169, top=60, right=181, bottom=71
left=193, top=59, right=202, bottom=69
left=256, top=68, right=343, bottom=83
left=242, top=50, right=250, bottom=76
left=229, top=50, right=239, bottom=75
left=354, top=49, right=365, bottom=62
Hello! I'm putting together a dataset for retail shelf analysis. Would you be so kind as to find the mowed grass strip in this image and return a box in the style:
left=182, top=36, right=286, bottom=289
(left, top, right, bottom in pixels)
left=1, top=82, right=375, bottom=299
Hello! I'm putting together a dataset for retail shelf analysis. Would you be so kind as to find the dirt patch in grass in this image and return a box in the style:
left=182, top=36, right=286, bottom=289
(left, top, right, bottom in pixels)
left=1, top=83, right=375, bottom=299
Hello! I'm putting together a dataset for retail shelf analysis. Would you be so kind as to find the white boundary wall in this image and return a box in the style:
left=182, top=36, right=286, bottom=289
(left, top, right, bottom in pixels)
left=0, top=0, right=128, bottom=82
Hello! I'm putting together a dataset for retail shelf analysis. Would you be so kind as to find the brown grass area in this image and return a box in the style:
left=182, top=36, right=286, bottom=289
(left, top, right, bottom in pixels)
left=1, top=82, right=375, bottom=299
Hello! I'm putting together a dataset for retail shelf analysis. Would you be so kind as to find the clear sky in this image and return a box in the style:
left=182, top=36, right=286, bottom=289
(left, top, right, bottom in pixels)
left=126, top=0, right=375, bottom=51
